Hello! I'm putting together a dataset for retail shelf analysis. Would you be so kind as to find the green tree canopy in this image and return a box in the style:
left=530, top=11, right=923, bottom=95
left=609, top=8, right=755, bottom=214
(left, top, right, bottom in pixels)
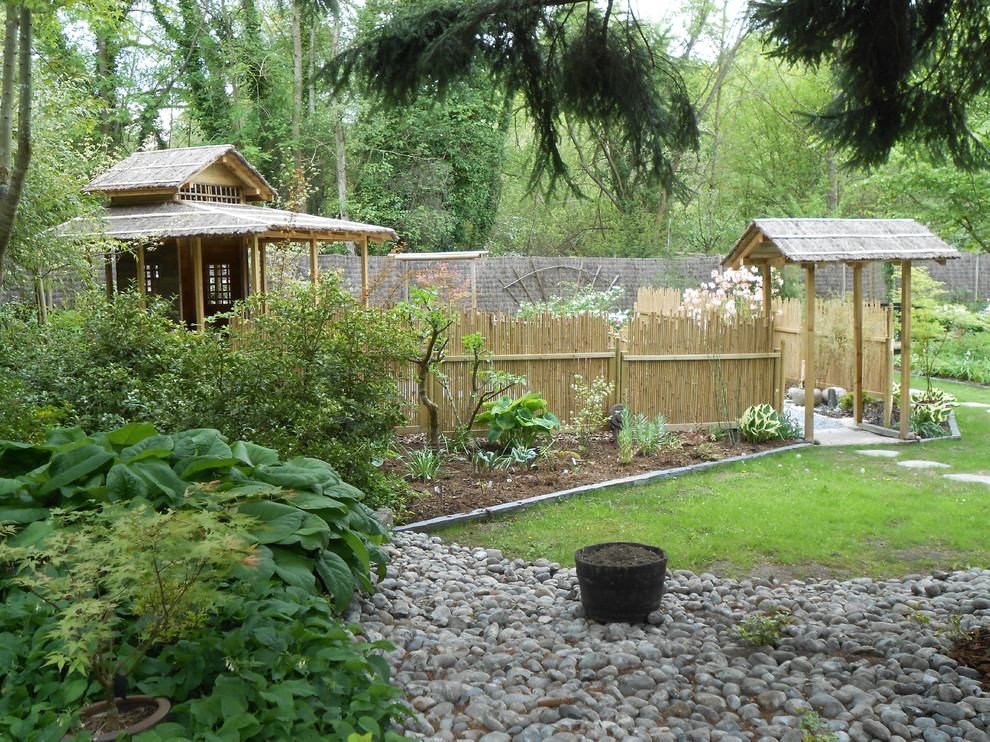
left=330, top=0, right=699, bottom=194
left=751, top=0, right=990, bottom=170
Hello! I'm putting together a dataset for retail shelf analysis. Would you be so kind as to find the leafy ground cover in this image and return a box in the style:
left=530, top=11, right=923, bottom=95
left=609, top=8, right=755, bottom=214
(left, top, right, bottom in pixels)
left=441, top=378, right=990, bottom=580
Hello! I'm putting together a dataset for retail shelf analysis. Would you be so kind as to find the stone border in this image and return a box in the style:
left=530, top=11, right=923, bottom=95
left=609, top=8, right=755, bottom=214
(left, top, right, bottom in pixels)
left=858, top=410, right=961, bottom=442
left=396, top=441, right=813, bottom=533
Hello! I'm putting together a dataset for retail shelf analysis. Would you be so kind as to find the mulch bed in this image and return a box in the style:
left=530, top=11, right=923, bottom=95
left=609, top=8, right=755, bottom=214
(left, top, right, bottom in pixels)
left=387, top=432, right=794, bottom=524
left=951, top=628, right=990, bottom=689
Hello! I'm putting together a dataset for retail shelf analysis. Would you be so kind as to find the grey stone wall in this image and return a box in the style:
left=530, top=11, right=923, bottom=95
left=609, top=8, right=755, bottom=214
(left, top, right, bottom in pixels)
left=4, top=252, right=985, bottom=311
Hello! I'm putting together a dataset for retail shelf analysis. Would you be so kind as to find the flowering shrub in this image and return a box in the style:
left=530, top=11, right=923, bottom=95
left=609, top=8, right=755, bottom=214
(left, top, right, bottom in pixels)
left=682, top=267, right=782, bottom=317
left=518, top=285, right=630, bottom=330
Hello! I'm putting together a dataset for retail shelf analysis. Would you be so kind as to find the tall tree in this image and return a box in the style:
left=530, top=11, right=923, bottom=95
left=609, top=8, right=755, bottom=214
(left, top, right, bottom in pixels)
left=0, top=1, right=32, bottom=284
left=751, top=0, right=990, bottom=169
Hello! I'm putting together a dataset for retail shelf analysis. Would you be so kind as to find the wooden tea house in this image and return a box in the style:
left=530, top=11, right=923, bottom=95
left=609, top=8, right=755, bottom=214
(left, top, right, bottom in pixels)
left=58, top=145, right=398, bottom=327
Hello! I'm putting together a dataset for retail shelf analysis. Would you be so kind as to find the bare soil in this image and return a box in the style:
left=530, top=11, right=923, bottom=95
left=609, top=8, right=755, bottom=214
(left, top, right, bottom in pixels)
left=578, top=542, right=663, bottom=567
left=951, top=628, right=990, bottom=689
left=388, top=432, right=794, bottom=524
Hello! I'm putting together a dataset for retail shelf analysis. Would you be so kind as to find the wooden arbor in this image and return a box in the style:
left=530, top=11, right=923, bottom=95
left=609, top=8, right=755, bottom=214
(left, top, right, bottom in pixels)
left=723, top=218, right=961, bottom=441
left=57, top=145, right=398, bottom=327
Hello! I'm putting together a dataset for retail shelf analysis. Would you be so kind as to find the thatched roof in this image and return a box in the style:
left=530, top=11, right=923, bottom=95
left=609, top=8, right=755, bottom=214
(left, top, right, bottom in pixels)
left=57, top=200, right=399, bottom=243
left=83, top=144, right=276, bottom=201
left=724, top=218, right=961, bottom=267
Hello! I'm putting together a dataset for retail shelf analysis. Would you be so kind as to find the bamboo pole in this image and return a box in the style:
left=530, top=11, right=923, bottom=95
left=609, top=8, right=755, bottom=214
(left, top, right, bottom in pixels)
left=804, top=264, right=816, bottom=442
left=192, top=236, right=205, bottom=330
left=852, top=263, right=864, bottom=424
left=260, top=241, right=268, bottom=293
left=900, top=261, right=912, bottom=439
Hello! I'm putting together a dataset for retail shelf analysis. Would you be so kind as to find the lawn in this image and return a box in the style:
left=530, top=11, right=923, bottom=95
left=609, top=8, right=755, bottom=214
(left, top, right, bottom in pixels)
left=440, top=377, right=990, bottom=579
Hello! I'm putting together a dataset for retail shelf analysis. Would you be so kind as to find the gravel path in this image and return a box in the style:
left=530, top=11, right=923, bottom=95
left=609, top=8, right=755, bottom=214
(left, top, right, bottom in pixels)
left=348, top=532, right=990, bottom=742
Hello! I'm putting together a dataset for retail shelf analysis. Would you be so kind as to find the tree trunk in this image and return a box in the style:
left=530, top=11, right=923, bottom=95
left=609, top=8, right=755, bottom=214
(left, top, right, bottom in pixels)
left=0, top=3, right=32, bottom=286
left=826, top=147, right=839, bottom=212
left=330, top=13, right=352, bottom=252
left=291, top=0, right=303, bottom=173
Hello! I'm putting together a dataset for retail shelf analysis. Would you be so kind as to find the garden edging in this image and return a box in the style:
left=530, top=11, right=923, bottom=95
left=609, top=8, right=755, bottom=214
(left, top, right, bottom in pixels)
left=396, top=441, right=814, bottom=533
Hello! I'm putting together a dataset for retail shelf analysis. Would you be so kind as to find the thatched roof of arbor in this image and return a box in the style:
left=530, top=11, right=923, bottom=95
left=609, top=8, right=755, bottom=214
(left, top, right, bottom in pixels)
left=723, top=218, right=961, bottom=267
left=57, top=200, right=399, bottom=243
left=83, top=144, right=277, bottom=202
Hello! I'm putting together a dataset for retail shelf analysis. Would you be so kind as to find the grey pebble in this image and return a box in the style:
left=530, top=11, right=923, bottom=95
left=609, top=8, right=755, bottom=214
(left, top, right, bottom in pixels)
left=355, top=532, right=990, bottom=742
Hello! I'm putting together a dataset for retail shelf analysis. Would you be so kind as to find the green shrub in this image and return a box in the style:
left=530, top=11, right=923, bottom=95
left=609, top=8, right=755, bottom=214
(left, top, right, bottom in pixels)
left=738, top=404, right=781, bottom=443
left=0, top=423, right=389, bottom=610
left=0, top=581, right=414, bottom=742
left=475, top=392, right=562, bottom=450
left=0, top=278, right=410, bottom=506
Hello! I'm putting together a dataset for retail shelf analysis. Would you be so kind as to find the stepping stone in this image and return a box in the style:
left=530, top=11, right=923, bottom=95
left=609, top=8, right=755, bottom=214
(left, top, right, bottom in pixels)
left=897, top=460, right=951, bottom=469
left=944, top=473, right=990, bottom=486
left=854, top=449, right=901, bottom=458
left=959, top=401, right=990, bottom=408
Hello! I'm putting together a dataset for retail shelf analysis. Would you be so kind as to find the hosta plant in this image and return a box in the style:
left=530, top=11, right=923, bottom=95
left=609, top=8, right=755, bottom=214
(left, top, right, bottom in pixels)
left=738, top=404, right=782, bottom=443
left=475, top=392, right=562, bottom=450
left=0, top=423, right=390, bottom=611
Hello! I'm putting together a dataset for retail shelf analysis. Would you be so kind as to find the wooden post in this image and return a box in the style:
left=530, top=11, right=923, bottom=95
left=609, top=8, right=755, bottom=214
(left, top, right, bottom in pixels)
left=471, top=259, right=478, bottom=310
left=309, top=236, right=319, bottom=286
left=900, top=260, right=912, bottom=439
left=884, top=306, right=894, bottom=428
left=761, top=263, right=772, bottom=317
left=136, top=243, right=147, bottom=307
left=260, top=241, right=268, bottom=293
left=104, top=249, right=115, bottom=300
left=774, top=341, right=785, bottom=412
left=250, top=234, right=261, bottom=295
left=192, top=236, right=205, bottom=330
left=803, top=264, right=816, bottom=442
left=852, top=263, right=864, bottom=424
left=360, top=236, right=370, bottom=305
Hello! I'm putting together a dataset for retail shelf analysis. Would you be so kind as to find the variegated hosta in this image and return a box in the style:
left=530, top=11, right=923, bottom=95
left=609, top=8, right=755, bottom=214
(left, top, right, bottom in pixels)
left=739, top=404, right=782, bottom=443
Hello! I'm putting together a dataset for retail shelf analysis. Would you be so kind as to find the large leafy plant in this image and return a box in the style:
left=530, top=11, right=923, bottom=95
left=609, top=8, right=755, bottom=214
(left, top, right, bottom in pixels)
left=475, top=392, right=562, bottom=450
left=0, top=499, right=256, bottom=729
left=0, top=423, right=389, bottom=610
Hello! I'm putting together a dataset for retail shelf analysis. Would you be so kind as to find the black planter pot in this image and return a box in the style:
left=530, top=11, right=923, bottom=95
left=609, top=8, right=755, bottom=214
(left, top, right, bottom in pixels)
left=574, top=542, right=668, bottom=623
left=65, top=696, right=171, bottom=741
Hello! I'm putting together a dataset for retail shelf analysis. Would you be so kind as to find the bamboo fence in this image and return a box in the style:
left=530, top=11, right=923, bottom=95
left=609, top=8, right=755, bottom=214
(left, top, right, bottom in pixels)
left=636, top=288, right=893, bottom=397
left=398, top=309, right=780, bottom=434
left=773, top=298, right=891, bottom=395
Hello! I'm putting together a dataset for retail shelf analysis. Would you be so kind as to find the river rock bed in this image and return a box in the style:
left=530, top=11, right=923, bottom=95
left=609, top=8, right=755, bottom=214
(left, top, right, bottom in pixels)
left=346, top=532, right=990, bottom=742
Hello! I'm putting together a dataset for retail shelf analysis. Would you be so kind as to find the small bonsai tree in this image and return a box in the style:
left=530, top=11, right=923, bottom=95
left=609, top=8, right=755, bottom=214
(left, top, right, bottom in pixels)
left=0, top=494, right=258, bottom=729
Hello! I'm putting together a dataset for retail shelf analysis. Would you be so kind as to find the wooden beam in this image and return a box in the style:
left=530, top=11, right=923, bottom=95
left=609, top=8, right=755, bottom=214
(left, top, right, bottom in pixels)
left=852, top=263, right=864, bottom=424
left=360, top=235, right=369, bottom=306
left=192, top=236, right=205, bottom=330
left=900, top=260, right=912, bottom=439
left=804, top=263, right=816, bottom=442
left=309, top=236, right=319, bottom=286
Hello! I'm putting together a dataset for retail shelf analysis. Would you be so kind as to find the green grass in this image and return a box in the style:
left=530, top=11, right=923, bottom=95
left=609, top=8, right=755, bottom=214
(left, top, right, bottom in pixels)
left=440, top=378, right=990, bottom=579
